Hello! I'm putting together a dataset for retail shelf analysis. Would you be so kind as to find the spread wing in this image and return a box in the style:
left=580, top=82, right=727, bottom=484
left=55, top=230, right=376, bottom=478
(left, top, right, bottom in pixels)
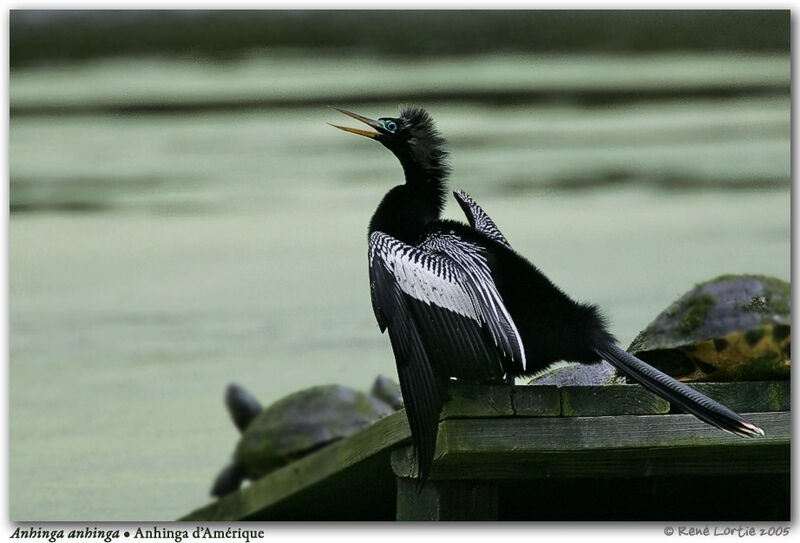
left=453, top=189, right=512, bottom=249
left=368, top=229, right=526, bottom=482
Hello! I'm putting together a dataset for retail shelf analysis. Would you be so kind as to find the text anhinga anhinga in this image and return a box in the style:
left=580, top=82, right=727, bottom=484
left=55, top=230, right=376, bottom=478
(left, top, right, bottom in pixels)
left=330, top=106, right=764, bottom=485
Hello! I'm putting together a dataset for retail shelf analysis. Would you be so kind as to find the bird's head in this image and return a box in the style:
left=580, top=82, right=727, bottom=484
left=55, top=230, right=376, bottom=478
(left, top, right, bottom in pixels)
left=330, top=106, right=450, bottom=185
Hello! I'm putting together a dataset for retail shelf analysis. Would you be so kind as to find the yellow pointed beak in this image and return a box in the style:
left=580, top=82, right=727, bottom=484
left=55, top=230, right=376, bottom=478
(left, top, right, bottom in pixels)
left=328, top=107, right=382, bottom=139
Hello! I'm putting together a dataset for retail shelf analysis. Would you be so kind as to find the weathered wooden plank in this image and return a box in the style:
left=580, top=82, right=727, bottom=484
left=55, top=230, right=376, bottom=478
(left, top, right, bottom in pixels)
left=391, top=443, right=423, bottom=480
left=559, top=384, right=670, bottom=416
left=396, top=477, right=498, bottom=521
left=440, top=383, right=514, bottom=418
left=392, top=411, right=789, bottom=480
left=182, top=381, right=789, bottom=520
left=180, top=410, right=410, bottom=521
left=426, top=442, right=790, bottom=481
left=442, top=381, right=789, bottom=418
left=440, top=383, right=561, bottom=418
left=439, top=411, right=788, bottom=452
left=686, top=381, right=790, bottom=412
left=512, top=385, right=561, bottom=416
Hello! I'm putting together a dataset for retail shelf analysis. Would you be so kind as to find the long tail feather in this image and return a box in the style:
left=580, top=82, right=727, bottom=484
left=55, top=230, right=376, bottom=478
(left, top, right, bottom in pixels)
left=596, top=343, right=764, bottom=437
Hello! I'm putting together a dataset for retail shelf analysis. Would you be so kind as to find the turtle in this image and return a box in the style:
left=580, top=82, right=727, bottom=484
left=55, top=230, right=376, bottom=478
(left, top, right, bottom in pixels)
left=211, top=375, right=403, bottom=497
left=626, top=274, right=790, bottom=383
left=370, top=374, right=405, bottom=410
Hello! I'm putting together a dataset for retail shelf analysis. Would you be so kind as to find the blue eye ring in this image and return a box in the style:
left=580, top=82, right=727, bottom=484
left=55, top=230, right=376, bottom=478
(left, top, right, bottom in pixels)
left=382, top=120, right=398, bottom=133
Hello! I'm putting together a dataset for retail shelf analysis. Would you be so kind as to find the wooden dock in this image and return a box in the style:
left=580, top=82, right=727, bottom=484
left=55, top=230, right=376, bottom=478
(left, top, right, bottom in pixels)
left=180, top=381, right=790, bottom=521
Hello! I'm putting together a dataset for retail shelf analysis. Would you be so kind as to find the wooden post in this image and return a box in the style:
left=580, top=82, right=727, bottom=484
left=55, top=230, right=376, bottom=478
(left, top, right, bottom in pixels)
left=396, top=477, right=498, bottom=521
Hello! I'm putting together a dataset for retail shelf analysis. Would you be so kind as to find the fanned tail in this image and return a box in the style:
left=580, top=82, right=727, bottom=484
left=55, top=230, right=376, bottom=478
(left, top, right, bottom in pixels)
left=596, top=343, right=764, bottom=438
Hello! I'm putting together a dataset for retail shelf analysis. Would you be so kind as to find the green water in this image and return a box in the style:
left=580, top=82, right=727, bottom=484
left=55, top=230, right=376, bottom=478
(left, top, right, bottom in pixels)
left=9, top=52, right=790, bottom=520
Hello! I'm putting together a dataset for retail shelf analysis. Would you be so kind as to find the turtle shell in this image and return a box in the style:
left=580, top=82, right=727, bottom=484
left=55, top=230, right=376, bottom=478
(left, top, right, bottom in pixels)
left=234, top=384, right=395, bottom=478
left=371, top=374, right=404, bottom=410
left=628, top=274, right=790, bottom=382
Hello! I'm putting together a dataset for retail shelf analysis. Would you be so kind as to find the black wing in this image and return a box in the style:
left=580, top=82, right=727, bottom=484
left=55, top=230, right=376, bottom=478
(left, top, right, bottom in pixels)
left=369, top=251, right=442, bottom=485
left=368, top=230, right=526, bottom=482
left=417, top=230, right=526, bottom=373
left=453, top=189, right=512, bottom=249
left=454, top=190, right=766, bottom=440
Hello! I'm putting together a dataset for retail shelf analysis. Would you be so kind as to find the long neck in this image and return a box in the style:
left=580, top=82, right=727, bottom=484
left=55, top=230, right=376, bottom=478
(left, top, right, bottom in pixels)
left=369, top=181, right=446, bottom=245
left=369, top=128, right=450, bottom=244
left=398, top=149, right=449, bottom=191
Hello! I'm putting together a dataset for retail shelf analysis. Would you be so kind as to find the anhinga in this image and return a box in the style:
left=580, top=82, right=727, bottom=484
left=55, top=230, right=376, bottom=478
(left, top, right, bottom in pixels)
left=330, top=106, right=764, bottom=485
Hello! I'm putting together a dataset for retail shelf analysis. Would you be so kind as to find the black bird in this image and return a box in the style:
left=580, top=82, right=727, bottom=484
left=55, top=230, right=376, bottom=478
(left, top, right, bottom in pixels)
left=330, top=106, right=764, bottom=485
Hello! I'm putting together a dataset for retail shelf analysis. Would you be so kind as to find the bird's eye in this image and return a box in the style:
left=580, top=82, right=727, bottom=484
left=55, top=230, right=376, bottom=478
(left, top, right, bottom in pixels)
left=382, top=120, right=398, bottom=133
